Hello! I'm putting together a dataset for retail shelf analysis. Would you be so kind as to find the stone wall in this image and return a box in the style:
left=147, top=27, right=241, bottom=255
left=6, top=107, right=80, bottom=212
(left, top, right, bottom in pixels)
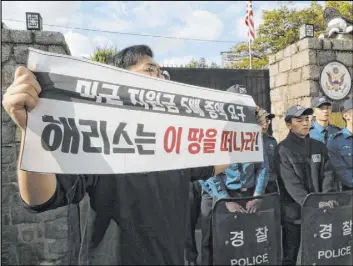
left=269, top=38, right=353, bottom=141
left=1, top=29, right=81, bottom=265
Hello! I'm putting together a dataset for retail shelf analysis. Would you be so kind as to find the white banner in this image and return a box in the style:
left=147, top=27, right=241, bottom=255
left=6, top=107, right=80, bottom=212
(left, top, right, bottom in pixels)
left=21, top=48, right=263, bottom=174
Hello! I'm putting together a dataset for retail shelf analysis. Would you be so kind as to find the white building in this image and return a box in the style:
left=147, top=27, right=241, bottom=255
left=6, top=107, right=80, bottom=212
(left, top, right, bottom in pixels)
left=220, top=51, right=243, bottom=68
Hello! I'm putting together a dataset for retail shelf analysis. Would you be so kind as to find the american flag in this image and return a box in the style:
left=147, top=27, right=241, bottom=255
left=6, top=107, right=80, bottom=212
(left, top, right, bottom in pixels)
left=245, top=1, right=255, bottom=41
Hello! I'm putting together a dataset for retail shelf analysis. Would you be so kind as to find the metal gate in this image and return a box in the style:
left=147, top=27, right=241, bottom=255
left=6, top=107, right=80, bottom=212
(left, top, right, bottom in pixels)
left=164, top=67, right=271, bottom=114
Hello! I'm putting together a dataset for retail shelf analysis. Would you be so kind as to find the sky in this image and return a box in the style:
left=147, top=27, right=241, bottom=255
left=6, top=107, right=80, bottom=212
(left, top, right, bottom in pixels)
left=2, top=1, right=323, bottom=66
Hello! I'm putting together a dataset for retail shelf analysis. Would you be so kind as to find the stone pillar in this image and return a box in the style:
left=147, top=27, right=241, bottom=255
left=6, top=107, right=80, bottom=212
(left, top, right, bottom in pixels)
left=2, top=29, right=80, bottom=265
left=269, top=38, right=353, bottom=141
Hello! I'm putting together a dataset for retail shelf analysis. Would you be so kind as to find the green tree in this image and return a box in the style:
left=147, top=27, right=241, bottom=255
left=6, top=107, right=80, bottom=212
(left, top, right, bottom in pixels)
left=185, top=58, right=199, bottom=68
left=198, top=57, right=207, bottom=68
left=325, top=1, right=353, bottom=19
left=185, top=57, right=220, bottom=68
left=185, top=57, right=208, bottom=68
left=210, top=62, right=220, bottom=68
left=229, top=1, right=353, bottom=69
left=90, top=45, right=119, bottom=64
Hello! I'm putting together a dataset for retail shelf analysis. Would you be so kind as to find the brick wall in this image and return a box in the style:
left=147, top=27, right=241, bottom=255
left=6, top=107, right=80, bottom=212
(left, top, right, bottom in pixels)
left=1, top=29, right=80, bottom=265
left=268, top=38, right=353, bottom=141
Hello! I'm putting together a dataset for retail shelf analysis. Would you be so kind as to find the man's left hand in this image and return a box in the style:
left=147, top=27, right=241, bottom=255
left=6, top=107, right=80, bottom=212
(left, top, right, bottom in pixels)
left=246, top=199, right=260, bottom=213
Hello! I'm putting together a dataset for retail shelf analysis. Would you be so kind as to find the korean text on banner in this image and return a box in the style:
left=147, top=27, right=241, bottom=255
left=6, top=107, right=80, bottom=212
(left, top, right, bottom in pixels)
left=300, top=191, right=353, bottom=266
left=212, top=193, right=282, bottom=266
left=21, top=48, right=263, bottom=174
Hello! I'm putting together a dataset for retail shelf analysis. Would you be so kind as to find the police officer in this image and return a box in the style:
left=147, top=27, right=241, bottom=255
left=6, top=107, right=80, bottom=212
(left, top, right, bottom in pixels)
left=327, top=99, right=353, bottom=191
left=199, top=137, right=269, bottom=265
left=309, top=96, right=341, bottom=144
left=275, top=105, right=336, bottom=265
left=198, top=84, right=269, bottom=266
left=257, top=109, right=278, bottom=193
left=199, top=84, right=245, bottom=266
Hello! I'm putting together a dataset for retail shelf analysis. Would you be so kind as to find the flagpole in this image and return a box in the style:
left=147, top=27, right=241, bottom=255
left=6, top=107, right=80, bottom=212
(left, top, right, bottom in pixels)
left=248, top=39, right=252, bottom=70
left=245, top=0, right=253, bottom=70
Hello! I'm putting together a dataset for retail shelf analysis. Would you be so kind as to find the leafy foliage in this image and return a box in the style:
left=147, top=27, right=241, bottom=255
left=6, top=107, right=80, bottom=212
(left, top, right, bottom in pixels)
left=229, top=1, right=353, bottom=69
left=185, top=57, right=220, bottom=68
left=90, top=45, right=119, bottom=64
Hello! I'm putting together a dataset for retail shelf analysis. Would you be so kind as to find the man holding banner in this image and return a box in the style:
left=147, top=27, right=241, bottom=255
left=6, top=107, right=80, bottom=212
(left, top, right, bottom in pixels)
left=327, top=99, right=353, bottom=191
left=2, top=44, right=265, bottom=265
left=275, top=105, right=337, bottom=265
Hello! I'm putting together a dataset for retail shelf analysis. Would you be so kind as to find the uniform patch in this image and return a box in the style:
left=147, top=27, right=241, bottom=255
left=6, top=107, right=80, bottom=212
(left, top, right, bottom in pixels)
left=312, top=154, right=321, bottom=163
left=341, top=145, right=352, bottom=156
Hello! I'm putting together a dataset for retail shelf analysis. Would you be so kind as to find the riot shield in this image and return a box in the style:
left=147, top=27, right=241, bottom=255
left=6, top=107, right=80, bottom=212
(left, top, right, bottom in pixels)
left=212, top=193, right=282, bottom=266
left=300, top=191, right=353, bottom=265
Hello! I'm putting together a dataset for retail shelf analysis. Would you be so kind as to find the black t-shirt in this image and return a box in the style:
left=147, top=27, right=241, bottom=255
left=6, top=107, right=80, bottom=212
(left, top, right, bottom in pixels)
left=23, top=167, right=214, bottom=265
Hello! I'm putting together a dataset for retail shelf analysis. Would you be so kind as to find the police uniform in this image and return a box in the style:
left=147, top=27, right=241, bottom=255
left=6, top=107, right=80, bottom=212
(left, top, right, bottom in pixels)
left=199, top=84, right=260, bottom=266
left=327, top=99, right=353, bottom=191
left=310, top=122, right=341, bottom=144
left=263, top=133, right=278, bottom=193
left=257, top=109, right=278, bottom=193
left=309, top=97, right=341, bottom=144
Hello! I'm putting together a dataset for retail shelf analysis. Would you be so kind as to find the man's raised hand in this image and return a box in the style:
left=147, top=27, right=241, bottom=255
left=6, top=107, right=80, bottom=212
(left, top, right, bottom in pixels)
left=2, top=66, right=42, bottom=131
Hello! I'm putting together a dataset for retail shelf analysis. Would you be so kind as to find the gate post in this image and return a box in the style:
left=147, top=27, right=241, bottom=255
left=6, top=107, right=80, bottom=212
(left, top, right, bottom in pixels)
left=268, top=38, right=353, bottom=141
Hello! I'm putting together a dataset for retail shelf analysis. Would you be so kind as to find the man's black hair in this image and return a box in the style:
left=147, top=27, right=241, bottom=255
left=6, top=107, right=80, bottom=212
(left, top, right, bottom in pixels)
left=112, top=45, right=154, bottom=69
left=285, top=116, right=292, bottom=124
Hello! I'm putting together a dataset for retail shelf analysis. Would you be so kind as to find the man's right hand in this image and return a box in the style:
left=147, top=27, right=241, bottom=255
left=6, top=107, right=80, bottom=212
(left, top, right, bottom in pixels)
left=2, top=66, right=57, bottom=206
left=318, top=200, right=339, bottom=208
left=2, top=66, right=41, bottom=131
